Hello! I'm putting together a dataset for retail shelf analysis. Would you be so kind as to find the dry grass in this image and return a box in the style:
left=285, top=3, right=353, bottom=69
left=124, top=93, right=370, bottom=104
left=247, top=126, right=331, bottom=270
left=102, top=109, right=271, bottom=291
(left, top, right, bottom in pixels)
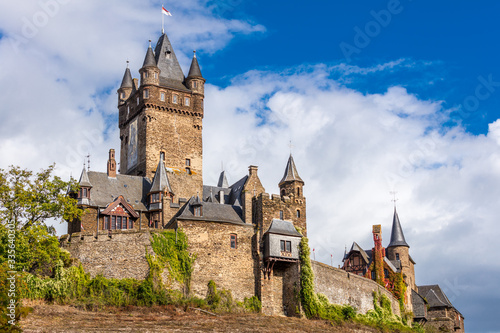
left=20, top=303, right=380, bottom=333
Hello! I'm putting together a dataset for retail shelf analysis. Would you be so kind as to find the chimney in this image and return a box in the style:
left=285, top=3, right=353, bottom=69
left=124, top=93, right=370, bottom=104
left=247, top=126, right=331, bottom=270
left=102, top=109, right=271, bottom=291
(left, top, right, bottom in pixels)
left=107, top=149, right=117, bottom=178
left=248, top=165, right=258, bottom=177
left=219, top=190, right=225, bottom=204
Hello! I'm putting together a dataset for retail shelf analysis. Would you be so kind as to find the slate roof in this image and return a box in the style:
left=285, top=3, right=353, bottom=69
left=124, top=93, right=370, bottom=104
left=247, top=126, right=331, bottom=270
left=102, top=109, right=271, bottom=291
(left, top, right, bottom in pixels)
left=79, top=167, right=92, bottom=187
left=417, top=285, right=453, bottom=308
left=149, top=154, right=173, bottom=194
left=412, top=289, right=427, bottom=319
left=82, top=171, right=151, bottom=210
left=175, top=196, right=245, bottom=225
left=142, top=43, right=157, bottom=68
left=388, top=207, right=410, bottom=248
left=120, top=67, right=133, bottom=89
left=228, top=176, right=248, bottom=207
left=383, top=257, right=398, bottom=273
left=187, top=52, right=203, bottom=79
left=217, top=170, right=229, bottom=188
left=279, top=154, right=304, bottom=185
left=154, top=33, right=190, bottom=92
left=264, top=219, right=303, bottom=237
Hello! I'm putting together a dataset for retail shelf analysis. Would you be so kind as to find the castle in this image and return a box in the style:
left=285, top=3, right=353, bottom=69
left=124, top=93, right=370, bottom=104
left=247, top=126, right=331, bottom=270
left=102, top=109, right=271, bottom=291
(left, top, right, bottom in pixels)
left=62, top=30, right=464, bottom=331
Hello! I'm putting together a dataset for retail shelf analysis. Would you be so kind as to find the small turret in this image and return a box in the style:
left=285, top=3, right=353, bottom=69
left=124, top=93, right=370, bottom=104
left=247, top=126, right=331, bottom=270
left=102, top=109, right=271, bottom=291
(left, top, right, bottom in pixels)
left=186, top=51, right=205, bottom=93
left=139, top=41, right=160, bottom=87
left=117, top=62, right=133, bottom=106
left=78, top=166, right=92, bottom=206
left=279, top=154, right=304, bottom=199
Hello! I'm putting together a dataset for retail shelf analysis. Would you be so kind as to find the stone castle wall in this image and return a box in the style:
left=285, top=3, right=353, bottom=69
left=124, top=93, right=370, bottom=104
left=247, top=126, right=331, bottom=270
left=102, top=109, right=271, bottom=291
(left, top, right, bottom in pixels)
left=311, top=261, right=401, bottom=316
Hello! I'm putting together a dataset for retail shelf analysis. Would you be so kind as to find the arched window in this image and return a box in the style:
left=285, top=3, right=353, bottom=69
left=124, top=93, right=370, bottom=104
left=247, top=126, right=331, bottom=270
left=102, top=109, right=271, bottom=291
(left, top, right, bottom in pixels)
left=296, top=210, right=300, bottom=218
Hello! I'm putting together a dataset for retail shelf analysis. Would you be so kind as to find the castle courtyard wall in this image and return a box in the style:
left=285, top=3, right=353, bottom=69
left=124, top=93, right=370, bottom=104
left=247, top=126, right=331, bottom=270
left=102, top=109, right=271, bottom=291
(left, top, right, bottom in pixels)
left=311, top=261, right=401, bottom=316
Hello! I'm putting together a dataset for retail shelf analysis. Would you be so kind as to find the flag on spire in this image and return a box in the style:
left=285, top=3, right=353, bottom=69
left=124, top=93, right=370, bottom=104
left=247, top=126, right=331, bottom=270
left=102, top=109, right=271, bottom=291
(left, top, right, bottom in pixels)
left=162, top=6, right=172, bottom=16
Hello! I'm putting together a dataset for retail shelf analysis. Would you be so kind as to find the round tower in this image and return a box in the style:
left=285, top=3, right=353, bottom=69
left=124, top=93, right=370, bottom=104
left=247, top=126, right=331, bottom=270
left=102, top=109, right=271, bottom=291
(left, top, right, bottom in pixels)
left=185, top=51, right=205, bottom=111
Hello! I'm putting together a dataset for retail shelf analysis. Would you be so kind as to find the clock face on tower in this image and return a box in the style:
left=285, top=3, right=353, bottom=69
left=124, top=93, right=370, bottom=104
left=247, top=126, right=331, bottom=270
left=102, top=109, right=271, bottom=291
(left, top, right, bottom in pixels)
left=128, top=118, right=138, bottom=170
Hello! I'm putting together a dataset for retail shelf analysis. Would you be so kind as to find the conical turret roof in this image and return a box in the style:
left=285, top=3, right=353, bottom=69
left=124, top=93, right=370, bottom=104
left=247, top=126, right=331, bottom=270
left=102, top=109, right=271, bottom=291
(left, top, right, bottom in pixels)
left=149, top=154, right=173, bottom=194
left=79, top=167, right=92, bottom=188
left=187, top=51, right=203, bottom=79
left=217, top=170, right=229, bottom=188
left=142, top=42, right=158, bottom=68
left=388, top=207, right=409, bottom=248
left=279, top=154, right=304, bottom=186
left=120, top=67, right=133, bottom=89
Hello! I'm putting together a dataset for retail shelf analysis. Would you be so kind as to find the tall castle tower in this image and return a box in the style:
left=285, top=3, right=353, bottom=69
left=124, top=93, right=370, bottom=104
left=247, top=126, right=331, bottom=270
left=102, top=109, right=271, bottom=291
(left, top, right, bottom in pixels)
left=117, top=33, right=205, bottom=200
left=386, top=208, right=416, bottom=312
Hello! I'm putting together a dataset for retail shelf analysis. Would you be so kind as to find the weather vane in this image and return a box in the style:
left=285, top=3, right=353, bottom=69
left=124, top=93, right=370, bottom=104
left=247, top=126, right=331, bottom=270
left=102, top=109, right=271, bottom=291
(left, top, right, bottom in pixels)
left=390, top=191, right=398, bottom=208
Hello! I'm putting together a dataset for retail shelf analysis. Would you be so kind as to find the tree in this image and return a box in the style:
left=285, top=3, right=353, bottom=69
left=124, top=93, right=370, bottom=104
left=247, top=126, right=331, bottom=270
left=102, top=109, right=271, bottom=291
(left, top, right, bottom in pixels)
left=0, top=164, right=81, bottom=230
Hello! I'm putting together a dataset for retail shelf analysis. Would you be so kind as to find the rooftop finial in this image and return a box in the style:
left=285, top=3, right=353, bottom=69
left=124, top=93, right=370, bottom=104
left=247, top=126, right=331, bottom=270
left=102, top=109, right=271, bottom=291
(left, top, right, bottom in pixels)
left=193, top=50, right=197, bottom=58
left=390, top=191, right=398, bottom=208
left=149, top=40, right=152, bottom=48
left=288, top=140, right=294, bottom=155
left=126, top=60, right=129, bottom=68
left=86, top=153, right=91, bottom=171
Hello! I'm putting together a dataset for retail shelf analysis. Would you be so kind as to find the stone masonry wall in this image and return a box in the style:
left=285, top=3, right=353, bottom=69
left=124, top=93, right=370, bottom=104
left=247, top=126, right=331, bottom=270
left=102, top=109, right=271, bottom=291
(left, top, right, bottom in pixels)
left=60, top=230, right=154, bottom=280
left=177, top=220, right=256, bottom=301
left=312, top=261, right=401, bottom=316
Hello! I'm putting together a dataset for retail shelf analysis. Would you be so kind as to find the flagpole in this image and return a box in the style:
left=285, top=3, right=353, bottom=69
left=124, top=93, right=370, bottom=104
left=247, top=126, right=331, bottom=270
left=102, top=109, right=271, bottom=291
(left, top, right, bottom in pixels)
left=162, top=4, right=164, bottom=34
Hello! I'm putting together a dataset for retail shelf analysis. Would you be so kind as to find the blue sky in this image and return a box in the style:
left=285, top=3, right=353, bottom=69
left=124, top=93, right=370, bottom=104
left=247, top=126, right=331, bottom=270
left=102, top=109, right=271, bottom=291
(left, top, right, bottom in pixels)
left=0, top=1, right=499, bottom=332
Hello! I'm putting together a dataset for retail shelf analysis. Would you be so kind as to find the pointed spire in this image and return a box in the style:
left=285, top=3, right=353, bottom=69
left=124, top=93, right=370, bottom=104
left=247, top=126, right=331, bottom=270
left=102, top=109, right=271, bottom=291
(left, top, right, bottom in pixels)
left=388, top=207, right=410, bottom=248
left=187, top=50, right=203, bottom=79
left=120, top=65, right=133, bottom=89
left=150, top=154, right=173, bottom=194
left=279, top=154, right=304, bottom=186
left=217, top=170, right=229, bottom=188
left=154, top=33, right=185, bottom=85
left=78, top=166, right=92, bottom=188
left=142, top=40, right=158, bottom=68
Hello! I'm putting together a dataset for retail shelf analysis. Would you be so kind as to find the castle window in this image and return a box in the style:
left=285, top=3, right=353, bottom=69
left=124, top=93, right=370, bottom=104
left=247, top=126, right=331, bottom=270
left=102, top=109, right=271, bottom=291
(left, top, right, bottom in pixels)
left=396, top=253, right=400, bottom=261
left=184, top=97, right=190, bottom=106
left=172, top=94, right=178, bottom=104
left=117, top=216, right=122, bottom=229
left=193, top=81, right=198, bottom=88
left=104, top=216, right=110, bottom=230
left=154, top=220, right=158, bottom=228
left=296, top=210, right=300, bottom=218
left=154, top=72, right=158, bottom=79
left=185, top=159, right=191, bottom=166
left=371, top=271, right=376, bottom=280
left=137, top=96, right=140, bottom=105
left=144, top=89, right=149, bottom=99
left=230, top=234, right=237, bottom=249
left=111, top=216, right=116, bottom=230
left=151, top=193, right=160, bottom=203
left=280, top=240, right=291, bottom=253
left=121, top=92, right=125, bottom=99
left=384, top=269, right=389, bottom=279
left=194, top=206, right=202, bottom=217
left=127, top=106, right=130, bottom=116
left=281, top=189, right=285, bottom=197
left=143, top=72, right=149, bottom=79
left=186, top=167, right=192, bottom=175
left=297, top=187, right=301, bottom=196
left=128, top=218, right=133, bottom=229
left=160, top=92, right=165, bottom=101
left=279, top=210, right=283, bottom=220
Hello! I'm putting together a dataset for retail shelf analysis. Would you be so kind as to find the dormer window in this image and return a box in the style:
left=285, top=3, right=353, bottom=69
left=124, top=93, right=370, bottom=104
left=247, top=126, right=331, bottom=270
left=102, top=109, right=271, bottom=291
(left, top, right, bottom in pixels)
left=79, top=188, right=90, bottom=199
left=194, top=206, right=202, bottom=217
left=151, top=193, right=160, bottom=203
left=172, top=94, right=178, bottom=104
left=280, top=240, right=291, bottom=253
left=184, top=97, right=190, bottom=106
left=144, top=89, right=149, bottom=99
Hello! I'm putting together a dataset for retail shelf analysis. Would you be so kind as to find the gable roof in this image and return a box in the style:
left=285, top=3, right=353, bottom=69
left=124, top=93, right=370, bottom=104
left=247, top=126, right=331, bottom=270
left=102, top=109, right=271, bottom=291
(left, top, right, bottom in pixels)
left=264, top=219, right=303, bottom=237
left=85, top=171, right=151, bottom=210
left=348, top=242, right=371, bottom=264
left=175, top=196, right=245, bottom=225
left=279, top=154, right=304, bottom=186
left=412, top=289, right=428, bottom=319
left=417, top=285, right=453, bottom=308
left=101, top=195, right=140, bottom=218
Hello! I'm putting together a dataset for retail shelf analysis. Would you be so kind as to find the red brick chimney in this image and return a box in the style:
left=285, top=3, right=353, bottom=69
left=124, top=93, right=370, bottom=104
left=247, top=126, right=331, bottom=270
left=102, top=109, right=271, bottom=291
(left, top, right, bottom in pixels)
left=107, top=149, right=117, bottom=178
